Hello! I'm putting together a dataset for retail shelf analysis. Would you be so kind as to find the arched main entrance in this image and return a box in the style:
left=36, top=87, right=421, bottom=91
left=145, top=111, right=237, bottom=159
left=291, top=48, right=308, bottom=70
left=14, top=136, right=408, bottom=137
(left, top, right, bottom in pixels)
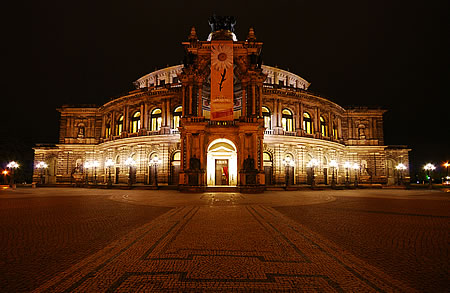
left=207, top=139, right=237, bottom=186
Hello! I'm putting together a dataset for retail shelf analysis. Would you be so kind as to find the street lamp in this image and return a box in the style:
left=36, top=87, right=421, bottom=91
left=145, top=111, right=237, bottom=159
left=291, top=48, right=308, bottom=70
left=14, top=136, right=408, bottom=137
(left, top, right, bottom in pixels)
left=395, top=163, right=407, bottom=185
left=423, top=163, right=435, bottom=188
left=125, top=157, right=136, bottom=187
left=329, top=160, right=338, bottom=188
left=307, top=158, right=319, bottom=187
left=105, top=159, right=114, bottom=187
left=150, top=156, right=161, bottom=187
left=35, top=161, right=48, bottom=185
left=444, top=162, right=449, bottom=177
left=344, top=161, right=351, bottom=187
left=282, top=156, right=295, bottom=187
left=352, top=163, right=359, bottom=187
left=92, top=161, right=99, bottom=185
left=84, top=161, right=91, bottom=185
left=7, top=161, right=19, bottom=188
left=2, top=170, right=9, bottom=185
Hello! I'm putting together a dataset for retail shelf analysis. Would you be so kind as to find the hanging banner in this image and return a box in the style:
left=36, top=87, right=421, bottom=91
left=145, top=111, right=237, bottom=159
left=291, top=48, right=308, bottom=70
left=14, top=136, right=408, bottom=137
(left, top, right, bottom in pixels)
left=210, top=40, right=234, bottom=120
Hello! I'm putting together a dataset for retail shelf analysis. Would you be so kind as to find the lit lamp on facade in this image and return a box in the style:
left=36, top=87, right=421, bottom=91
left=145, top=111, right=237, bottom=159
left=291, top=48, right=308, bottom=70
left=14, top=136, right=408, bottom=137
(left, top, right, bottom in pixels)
left=423, top=163, right=435, bottom=188
left=343, top=161, right=351, bottom=187
left=395, top=163, right=407, bottom=185
left=443, top=162, right=449, bottom=185
left=84, top=161, right=91, bottom=184
left=352, top=163, right=359, bottom=187
left=150, top=156, right=161, bottom=187
left=125, top=157, right=136, bottom=187
left=35, top=161, right=48, bottom=185
left=329, top=160, right=338, bottom=188
left=282, top=156, right=295, bottom=187
left=307, top=158, right=319, bottom=187
left=92, top=161, right=100, bottom=185
left=7, top=161, right=19, bottom=188
left=2, top=170, right=9, bottom=186
left=105, top=159, right=114, bottom=187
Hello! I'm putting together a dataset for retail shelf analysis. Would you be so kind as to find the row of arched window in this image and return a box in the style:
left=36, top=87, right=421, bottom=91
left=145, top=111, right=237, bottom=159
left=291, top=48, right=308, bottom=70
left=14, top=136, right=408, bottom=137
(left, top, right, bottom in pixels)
left=262, top=106, right=338, bottom=138
left=104, top=105, right=338, bottom=139
left=105, top=106, right=182, bottom=137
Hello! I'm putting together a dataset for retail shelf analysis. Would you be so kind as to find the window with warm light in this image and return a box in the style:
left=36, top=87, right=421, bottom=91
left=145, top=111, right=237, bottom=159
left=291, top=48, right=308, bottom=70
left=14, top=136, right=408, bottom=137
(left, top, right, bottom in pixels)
left=151, top=108, right=162, bottom=131
left=117, top=115, right=124, bottom=135
left=303, top=112, right=313, bottom=134
left=131, top=111, right=141, bottom=133
left=173, top=106, right=182, bottom=129
left=106, top=121, right=111, bottom=137
left=262, top=106, right=271, bottom=129
left=332, top=123, right=338, bottom=139
left=320, top=116, right=328, bottom=137
left=281, top=109, right=294, bottom=131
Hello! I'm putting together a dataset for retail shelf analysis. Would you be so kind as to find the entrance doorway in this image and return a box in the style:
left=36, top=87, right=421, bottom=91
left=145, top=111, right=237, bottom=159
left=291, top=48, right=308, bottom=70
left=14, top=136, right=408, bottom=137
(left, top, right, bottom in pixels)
left=207, top=138, right=237, bottom=186
left=215, top=159, right=229, bottom=185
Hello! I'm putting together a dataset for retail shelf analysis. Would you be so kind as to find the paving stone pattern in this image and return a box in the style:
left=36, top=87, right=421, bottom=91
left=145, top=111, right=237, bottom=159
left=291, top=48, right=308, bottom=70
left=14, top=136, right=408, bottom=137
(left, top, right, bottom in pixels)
left=0, top=195, right=170, bottom=292
left=0, top=188, right=447, bottom=292
left=275, top=196, right=450, bottom=292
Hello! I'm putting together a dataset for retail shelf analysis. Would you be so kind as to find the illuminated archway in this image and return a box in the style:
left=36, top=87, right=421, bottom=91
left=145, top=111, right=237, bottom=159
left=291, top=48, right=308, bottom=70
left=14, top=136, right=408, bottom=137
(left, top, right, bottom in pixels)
left=207, top=138, right=237, bottom=186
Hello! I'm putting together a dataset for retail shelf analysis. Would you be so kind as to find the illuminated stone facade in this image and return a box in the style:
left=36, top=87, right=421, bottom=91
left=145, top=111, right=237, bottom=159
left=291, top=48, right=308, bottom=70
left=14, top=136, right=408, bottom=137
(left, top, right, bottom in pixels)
left=33, top=23, right=410, bottom=189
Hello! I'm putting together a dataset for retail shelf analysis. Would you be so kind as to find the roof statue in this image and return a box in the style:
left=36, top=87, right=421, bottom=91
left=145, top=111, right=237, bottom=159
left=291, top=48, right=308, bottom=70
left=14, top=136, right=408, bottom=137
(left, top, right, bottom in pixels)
left=208, top=15, right=236, bottom=33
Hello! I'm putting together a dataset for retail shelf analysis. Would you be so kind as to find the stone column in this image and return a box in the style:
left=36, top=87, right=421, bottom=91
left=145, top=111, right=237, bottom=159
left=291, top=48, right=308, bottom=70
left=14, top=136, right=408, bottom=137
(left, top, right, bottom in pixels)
left=197, top=84, right=203, bottom=117
left=252, top=84, right=256, bottom=116
left=241, top=84, right=246, bottom=117
left=140, top=104, right=144, bottom=130
left=101, top=115, right=106, bottom=138
left=143, top=104, right=148, bottom=130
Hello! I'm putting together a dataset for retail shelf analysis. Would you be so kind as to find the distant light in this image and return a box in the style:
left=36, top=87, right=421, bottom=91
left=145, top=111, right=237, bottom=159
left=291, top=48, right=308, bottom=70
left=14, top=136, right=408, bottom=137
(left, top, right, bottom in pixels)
left=343, top=161, right=352, bottom=169
left=36, top=161, right=48, bottom=169
left=352, top=163, right=359, bottom=170
left=105, top=159, right=114, bottom=167
left=423, top=163, right=435, bottom=171
left=92, top=161, right=100, bottom=168
left=7, top=161, right=19, bottom=169
left=2, top=170, right=9, bottom=175
left=395, top=163, right=407, bottom=170
left=329, top=160, right=338, bottom=168
left=125, top=157, right=136, bottom=166
left=307, top=158, right=319, bottom=167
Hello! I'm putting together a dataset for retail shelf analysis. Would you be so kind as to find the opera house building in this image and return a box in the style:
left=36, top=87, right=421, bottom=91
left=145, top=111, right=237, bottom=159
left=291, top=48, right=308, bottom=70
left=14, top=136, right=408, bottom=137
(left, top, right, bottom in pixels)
left=33, top=19, right=410, bottom=191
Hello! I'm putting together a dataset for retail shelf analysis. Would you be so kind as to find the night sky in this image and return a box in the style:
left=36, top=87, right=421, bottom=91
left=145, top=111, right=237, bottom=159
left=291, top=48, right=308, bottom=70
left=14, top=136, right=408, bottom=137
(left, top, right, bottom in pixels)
left=2, top=0, right=449, bottom=181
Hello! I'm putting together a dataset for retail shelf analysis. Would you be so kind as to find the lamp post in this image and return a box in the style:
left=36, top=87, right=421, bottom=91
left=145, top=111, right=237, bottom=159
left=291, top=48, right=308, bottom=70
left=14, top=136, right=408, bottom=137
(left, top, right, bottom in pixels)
left=344, top=161, right=351, bottom=187
left=2, top=170, right=9, bottom=185
left=444, top=162, right=449, bottom=177
left=35, top=161, right=48, bottom=185
left=105, top=159, right=114, bottom=187
left=307, top=158, right=319, bottom=187
left=282, top=156, right=295, bottom=187
left=395, top=163, right=407, bottom=186
left=423, top=163, right=435, bottom=189
left=125, top=157, right=136, bottom=187
left=84, top=161, right=91, bottom=185
left=92, top=161, right=99, bottom=185
left=352, top=163, right=359, bottom=187
left=150, top=156, right=161, bottom=187
left=329, top=160, right=338, bottom=188
left=7, top=161, right=19, bottom=189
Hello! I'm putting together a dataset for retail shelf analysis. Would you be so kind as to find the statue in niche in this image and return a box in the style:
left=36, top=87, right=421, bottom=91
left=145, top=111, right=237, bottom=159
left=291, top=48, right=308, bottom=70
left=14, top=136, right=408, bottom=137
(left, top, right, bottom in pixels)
left=358, top=125, right=366, bottom=139
left=77, top=126, right=85, bottom=138
left=243, top=155, right=255, bottom=171
left=189, top=155, right=200, bottom=171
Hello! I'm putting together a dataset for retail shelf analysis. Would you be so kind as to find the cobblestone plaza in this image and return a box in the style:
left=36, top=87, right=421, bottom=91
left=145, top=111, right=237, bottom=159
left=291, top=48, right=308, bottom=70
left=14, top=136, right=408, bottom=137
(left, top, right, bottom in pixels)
left=0, top=188, right=448, bottom=292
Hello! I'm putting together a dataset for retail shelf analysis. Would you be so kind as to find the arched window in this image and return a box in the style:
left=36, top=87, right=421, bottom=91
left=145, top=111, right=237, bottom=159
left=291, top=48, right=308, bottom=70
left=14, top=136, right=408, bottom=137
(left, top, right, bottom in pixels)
left=117, top=115, right=124, bottom=135
left=303, top=112, right=313, bottom=134
left=281, top=109, right=294, bottom=132
left=130, top=111, right=141, bottom=133
left=262, top=106, right=271, bottom=129
left=105, top=121, right=111, bottom=138
left=320, top=116, right=328, bottom=137
left=173, top=106, right=182, bottom=129
left=150, top=108, right=162, bottom=131
left=332, top=123, right=338, bottom=139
